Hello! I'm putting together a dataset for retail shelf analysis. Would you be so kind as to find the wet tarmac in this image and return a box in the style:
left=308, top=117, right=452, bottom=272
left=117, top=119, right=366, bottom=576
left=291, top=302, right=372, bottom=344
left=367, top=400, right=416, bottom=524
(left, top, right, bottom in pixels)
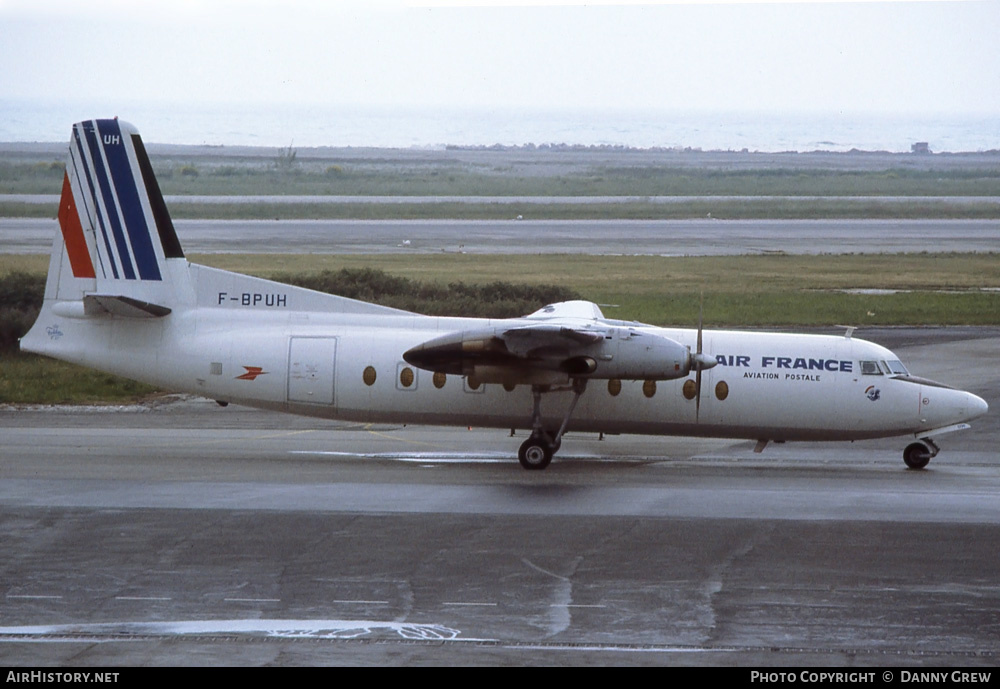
left=1, top=328, right=997, bottom=666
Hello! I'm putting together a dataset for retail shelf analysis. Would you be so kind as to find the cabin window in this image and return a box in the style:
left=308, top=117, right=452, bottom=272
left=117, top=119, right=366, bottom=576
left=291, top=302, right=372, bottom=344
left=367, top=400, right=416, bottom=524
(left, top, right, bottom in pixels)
left=642, top=380, right=656, bottom=398
left=682, top=379, right=697, bottom=400
left=433, top=371, right=447, bottom=389
left=398, top=365, right=415, bottom=389
left=502, top=381, right=517, bottom=392
left=363, top=366, right=377, bottom=386
left=715, top=381, right=729, bottom=401
left=860, top=361, right=882, bottom=376
left=607, top=379, right=621, bottom=396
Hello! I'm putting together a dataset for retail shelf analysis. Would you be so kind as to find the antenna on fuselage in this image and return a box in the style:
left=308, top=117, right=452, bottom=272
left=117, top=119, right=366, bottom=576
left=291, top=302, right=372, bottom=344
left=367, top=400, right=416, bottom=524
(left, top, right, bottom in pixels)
left=836, top=325, right=857, bottom=339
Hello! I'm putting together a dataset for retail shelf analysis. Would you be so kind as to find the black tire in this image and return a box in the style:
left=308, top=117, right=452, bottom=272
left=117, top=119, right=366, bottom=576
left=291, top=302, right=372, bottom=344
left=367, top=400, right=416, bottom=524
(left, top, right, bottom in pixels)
left=518, top=437, right=553, bottom=470
left=903, top=442, right=931, bottom=470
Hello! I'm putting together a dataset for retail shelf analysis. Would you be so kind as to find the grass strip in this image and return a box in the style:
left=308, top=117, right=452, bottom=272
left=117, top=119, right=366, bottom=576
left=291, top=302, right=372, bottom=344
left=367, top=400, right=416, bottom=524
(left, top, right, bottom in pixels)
left=5, top=160, right=1000, bottom=197
left=4, top=200, right=999, bottom=220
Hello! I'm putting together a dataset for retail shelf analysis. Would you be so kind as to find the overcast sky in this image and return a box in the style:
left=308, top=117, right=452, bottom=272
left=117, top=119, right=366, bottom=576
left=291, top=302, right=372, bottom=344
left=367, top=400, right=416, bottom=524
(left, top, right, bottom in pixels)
left=1, top=1, right=998, bottom=123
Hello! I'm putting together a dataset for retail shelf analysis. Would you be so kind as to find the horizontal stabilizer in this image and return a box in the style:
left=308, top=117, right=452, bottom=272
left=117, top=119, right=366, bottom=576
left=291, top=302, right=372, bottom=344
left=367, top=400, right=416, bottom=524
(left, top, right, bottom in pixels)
left=84, top=294, right=172, bottom=318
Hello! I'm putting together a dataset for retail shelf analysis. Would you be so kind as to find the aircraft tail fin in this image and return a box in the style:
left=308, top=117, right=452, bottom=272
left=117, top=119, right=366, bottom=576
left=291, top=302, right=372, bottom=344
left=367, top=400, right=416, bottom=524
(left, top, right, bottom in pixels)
left=23, top=118, right=411, bottom=359
left=46, top=118, right=184, bottom=308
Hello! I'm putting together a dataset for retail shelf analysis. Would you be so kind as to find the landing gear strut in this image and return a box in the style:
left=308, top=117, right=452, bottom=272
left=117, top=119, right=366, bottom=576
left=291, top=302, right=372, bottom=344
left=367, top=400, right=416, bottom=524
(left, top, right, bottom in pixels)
left=903, top=438, right=938, bottom=470
left=517, top=379, right=586, bottom=470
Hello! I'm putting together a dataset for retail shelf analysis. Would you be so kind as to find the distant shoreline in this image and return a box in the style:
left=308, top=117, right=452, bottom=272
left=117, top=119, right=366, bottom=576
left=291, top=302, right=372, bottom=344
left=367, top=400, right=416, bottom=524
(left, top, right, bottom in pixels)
left=3, top=140, right=999, bottom=156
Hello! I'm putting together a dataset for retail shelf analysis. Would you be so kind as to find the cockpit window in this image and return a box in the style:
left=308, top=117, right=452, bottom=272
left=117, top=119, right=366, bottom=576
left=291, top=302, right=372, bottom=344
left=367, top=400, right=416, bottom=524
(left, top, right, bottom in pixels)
left=860, top=361, right=882, bottom=375
left=884, top=360, right=908, bottom=375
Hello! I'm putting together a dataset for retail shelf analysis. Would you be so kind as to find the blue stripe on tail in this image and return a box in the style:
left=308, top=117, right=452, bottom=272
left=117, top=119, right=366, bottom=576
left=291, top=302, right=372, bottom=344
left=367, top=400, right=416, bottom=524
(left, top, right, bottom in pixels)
left=81, top=121, right=136, bottom=280
left=96, top=119, right=161, bottom=281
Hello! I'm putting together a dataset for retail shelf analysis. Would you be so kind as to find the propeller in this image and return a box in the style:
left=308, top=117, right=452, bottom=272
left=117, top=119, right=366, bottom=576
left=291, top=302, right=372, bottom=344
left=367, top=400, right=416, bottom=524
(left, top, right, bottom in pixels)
left=691, top=295, right=717, bottom=422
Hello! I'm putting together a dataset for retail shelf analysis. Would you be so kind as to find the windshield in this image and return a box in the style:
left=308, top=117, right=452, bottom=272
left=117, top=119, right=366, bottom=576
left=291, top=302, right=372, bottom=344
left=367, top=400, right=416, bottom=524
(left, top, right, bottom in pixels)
left=883, top=359, right=909, bottom=375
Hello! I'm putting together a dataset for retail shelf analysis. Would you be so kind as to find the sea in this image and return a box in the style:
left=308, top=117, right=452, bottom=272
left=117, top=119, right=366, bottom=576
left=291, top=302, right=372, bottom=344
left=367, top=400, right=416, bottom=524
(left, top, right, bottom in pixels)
left=2, top=98, right=998, bottom=153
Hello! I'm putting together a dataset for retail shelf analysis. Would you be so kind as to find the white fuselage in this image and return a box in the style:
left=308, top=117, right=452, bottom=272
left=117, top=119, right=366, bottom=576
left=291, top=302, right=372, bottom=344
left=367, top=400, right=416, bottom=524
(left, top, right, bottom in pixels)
left=28, top=265, right=982, bottom=445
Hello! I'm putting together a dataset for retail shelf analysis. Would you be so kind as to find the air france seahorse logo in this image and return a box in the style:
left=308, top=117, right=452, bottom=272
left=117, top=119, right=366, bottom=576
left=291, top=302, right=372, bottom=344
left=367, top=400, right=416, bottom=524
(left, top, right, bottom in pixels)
left=865, top=385, right=881, bottom=402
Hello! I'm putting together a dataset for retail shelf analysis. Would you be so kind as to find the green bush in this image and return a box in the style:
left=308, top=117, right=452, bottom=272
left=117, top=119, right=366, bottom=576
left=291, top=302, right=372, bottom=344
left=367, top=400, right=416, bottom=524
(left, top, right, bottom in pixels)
left=0, top=272, right=44, bottom=351
left=0, top=271, right=44, bottom=311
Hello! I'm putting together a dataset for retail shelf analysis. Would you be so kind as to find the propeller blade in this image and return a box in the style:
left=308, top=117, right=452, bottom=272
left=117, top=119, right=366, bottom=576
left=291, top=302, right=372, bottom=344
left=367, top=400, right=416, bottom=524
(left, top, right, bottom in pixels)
left=697, top=298, right=703, bottom=356
left=696, top=296, right=703, bottom=422
left=693, top=292, right=717, bottom=422
left=695, top=367, right=702, bottom=422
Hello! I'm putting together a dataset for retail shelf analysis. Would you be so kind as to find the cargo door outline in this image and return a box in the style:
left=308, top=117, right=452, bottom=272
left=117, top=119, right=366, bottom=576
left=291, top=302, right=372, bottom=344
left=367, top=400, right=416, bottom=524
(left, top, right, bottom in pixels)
left=287, top=337, right=337, bottom=406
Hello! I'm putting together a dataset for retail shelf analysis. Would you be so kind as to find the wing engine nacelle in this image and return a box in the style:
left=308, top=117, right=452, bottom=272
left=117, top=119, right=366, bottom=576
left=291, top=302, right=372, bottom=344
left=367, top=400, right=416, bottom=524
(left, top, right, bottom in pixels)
left=403, top=325, right=715, bottom=382
left=605, top=329, right=705, bottom=380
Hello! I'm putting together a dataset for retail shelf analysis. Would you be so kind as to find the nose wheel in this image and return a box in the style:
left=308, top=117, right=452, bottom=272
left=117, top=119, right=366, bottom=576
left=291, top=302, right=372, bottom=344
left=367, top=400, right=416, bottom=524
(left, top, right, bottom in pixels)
left=903, top=439, right=938, bottom=470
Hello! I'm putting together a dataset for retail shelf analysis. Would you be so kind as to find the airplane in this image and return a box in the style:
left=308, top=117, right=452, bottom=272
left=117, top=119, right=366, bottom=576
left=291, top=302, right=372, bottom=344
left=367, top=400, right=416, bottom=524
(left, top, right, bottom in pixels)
left=20, top=119, right=989, bottom=470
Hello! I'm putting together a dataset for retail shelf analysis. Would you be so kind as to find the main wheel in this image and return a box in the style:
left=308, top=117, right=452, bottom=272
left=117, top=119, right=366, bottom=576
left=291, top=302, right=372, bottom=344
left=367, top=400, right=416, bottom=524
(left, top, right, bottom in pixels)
left=518, top=437, right=553, bottom=470
left=903, top=442, right=931, bottom=470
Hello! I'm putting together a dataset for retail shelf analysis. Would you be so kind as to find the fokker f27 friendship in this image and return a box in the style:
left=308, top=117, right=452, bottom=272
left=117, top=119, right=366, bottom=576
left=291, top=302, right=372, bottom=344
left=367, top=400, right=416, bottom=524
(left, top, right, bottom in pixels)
left=22, top=120, right=989, bottom=470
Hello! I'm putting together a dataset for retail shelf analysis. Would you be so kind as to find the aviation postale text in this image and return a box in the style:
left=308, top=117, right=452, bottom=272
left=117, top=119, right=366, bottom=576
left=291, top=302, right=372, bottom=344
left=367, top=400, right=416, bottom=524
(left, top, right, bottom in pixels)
left=217, top=291, right=288, bottom=307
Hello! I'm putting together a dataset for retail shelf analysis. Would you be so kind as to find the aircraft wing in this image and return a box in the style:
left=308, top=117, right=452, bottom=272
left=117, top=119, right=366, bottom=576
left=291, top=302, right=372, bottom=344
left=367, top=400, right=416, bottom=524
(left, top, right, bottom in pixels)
left=402, top=299, right=696, bottom=383
left=501, top=324, right=604, bottom=356
left=403, top=323, right=604, bottom=376
left=402, top=301, right=609, bottom=379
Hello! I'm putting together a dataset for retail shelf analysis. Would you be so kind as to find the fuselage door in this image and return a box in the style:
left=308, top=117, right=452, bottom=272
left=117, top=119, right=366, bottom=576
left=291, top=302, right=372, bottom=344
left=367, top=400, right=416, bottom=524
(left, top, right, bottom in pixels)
left=288, top=336, right=337, bottom=406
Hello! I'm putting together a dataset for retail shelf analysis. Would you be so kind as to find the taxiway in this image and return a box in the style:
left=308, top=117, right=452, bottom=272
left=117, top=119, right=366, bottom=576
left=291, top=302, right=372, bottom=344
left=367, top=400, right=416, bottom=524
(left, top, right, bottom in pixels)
left=3, top=217, right=999, bottom=256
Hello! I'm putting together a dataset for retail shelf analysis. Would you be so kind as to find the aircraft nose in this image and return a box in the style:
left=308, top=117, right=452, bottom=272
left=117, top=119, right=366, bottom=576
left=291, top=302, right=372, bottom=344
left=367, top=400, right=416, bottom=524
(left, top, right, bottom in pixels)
left=967, top=392, right=989, bottom=421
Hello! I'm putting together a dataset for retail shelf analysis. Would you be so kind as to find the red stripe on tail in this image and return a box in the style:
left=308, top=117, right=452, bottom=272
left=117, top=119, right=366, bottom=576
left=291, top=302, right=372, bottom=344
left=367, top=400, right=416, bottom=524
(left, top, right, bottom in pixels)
left=58, top=172, right=96, bottom=279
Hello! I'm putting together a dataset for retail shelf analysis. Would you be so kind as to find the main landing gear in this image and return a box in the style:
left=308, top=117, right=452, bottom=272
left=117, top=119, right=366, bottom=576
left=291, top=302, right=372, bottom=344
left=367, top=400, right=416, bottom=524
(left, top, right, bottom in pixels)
left=903, top=438, right=939, bottom=470
left=517, top=380, right=586, bottom=470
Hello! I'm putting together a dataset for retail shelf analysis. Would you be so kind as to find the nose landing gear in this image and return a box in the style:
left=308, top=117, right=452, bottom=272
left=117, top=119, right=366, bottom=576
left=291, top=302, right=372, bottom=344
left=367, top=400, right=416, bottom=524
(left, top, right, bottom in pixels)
left=903, top=438, right=939, bottom=470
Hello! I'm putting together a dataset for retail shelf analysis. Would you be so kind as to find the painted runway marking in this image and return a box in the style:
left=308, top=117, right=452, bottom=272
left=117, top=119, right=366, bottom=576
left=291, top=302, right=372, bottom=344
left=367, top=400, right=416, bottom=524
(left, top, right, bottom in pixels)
left=0, top=619, right=479, bottom=642
left=6, top=595, right=62, bottom=600
left=443, top=601, right=497, bottom=607
left=553, top=604, right=607, bottom=609
left=363, top=427, right=446, bottom=449
left=225, top=598, right=280, bottom=603
left=289, top=450, right=510, bottom=463
left=332, top=599, right=390, bottom=605
left=115, top=596, right=171, bottom=601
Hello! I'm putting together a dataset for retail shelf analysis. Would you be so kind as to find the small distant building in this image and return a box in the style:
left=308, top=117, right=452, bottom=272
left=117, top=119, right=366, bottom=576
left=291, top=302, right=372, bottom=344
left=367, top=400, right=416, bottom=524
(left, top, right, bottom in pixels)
left=911, top=142, right=931, bottom=154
